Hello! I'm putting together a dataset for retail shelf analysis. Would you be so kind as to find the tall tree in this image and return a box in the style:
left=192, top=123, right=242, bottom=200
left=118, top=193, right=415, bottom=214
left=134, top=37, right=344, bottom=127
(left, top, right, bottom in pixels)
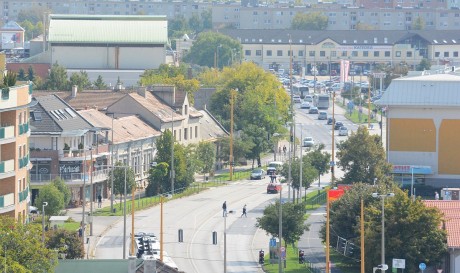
left=27, top=66, right=36, bottom=81
left=46, top=62, right=69, bottom=90
left=93, top=75, right=107, bottom=89
left=51, top=177, right=71, bottom=207
left=291, top=11, right=328, bottom=30
left=280, top=155, right=318, bottom=194
left=69, top=71, right=91, bottom=91
left=46, top=229, right=84, bottom=259
left=196, top=141, right=216, bottom=177
left=256, top=201, right=309, bottom=247
left=106, top=162, right=136, bottom=209
left=306, top=143, right=331, bottom=189
left=0, top=216, right=58, bottom=272
left=18, top=68, right=26, bottom=81
left=34, top=184, right=65, bottom=216
left=146, top=162, right=169, bottom=196
left=336, top=126, right=392, bottom=185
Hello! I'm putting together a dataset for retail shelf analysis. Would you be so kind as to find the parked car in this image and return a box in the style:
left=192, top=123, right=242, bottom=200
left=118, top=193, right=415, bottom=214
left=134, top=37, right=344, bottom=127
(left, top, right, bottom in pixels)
left=318, top=111, right=327, bottom=120
left=309, top=107, right=319, bottom=114
left=338, top=126, right=348, bottom=136
left=250, top=169, right=266, bottom=180
left=300, top=101, right=311, bottom=109
left=267, top=183, right=282, bottom=194
left=303, top=137, right=315, bottom=147
left=29, top=206, right=39, bottom=214
left=334, top=121, right=344, bottom=130
left=327, top=117, right=335, bottom=125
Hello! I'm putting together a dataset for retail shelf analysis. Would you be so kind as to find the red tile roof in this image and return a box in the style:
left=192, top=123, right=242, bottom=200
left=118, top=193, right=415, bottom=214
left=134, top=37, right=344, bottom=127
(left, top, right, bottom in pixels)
left=423, top=200, right=460, bottom=248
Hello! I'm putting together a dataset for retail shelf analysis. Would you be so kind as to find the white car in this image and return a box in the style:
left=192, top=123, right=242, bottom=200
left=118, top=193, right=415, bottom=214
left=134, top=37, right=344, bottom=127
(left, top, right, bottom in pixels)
left=293, top=95, right=301, bottom=103
left=304, top=95, right=313, bottom=103
left=303, top=137, right=315, bottom=147
left=300, top=101, right=311, bottom=109
left=339, top=126, right=349, bottom=136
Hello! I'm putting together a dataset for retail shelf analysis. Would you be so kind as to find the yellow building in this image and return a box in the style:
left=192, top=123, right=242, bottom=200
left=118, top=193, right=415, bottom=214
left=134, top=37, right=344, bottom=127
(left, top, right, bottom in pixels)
left=0, top=82, right=34, bottom=222
left=377, top=73, right=460, bottom=188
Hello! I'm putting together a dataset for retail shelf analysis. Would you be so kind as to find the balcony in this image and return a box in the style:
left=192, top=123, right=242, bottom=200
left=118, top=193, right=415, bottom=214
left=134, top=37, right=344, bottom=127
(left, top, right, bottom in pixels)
left=30, top=169, right=109, bottom=185
left=19, top=123, right=29, bottom=135
left=18, top=155, right=29, bottom=169
left=0, top=193, right=14, bottom=213
left=0, top=125, right=15, bottom=143
left=19, top=187, right=29, bottom=202
left=0, top=159, right=15, bottom=179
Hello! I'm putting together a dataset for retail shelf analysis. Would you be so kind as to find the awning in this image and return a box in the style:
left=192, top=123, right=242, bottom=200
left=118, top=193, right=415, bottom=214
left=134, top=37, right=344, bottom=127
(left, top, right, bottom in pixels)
left=392, top=165, right=432, bottom=175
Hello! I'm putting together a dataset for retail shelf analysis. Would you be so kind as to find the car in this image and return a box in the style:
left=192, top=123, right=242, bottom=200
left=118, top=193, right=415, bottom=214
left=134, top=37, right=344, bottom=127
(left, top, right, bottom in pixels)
left=267, top=183, right=282, bottom=194
left=304, top=95, right=313, bottom=103
left=29, top=206, right=39, bottom=214
left=303, top=137, right=315, bottom=147
left=318, top=111, right=327, bottom=120
left=308, top=107, right=318, bottom=114
left=250, top=169, right=266, bottom=180
left=293, top=95, right=301, bottom=103
left=327, top=117, right=336, bottom=125
left=300, top=101, right=311, bottom=109
left=338, top=126, right=348, bottom=136
left=267, top=161, right=283, bottom=175
left=334, top=121, right=344, bottom=130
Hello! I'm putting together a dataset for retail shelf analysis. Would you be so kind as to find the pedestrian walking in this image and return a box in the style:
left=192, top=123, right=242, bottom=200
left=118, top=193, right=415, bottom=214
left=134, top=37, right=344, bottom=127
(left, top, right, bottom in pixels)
left=435, top=191, right=440, bottom=200
left=97, top=194, right=102, bottom=208
left=222, top=201, right=227, bottom=217
left=283, top=145, right=287, bottom=156
left=241, top=204, right=247, bottom=217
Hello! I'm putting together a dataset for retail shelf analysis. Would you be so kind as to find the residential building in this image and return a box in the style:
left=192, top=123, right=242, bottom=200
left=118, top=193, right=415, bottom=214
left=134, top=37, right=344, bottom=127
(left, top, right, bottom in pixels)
left=0, top=83, right=34, bottom=222
left=29, top=94, right=109, bottom=207
left=0, top=21, right=24, bottom=50
left=376, top=73, right=460, bottom=188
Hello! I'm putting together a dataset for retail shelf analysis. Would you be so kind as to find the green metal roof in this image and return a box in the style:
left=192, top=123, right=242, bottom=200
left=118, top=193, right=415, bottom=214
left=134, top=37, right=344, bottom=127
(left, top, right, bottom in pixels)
left=49, top=14, right=168, bottom=44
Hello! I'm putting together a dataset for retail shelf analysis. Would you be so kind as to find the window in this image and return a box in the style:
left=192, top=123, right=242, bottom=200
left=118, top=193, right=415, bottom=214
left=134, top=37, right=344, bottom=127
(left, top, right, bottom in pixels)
left=174, top=130, right=177, bottom=141
left=184, top=105, right=188, bottom=115
left=363, top=51, right=369, bottom=57
left=190, top=127, right=192, bottom=139
left=19, top=146, right=22, bottom=158
left=407, top=51, right=412, bottom=58
left=298, top=50, right=304, bottom=57
left=385, top=51, right=391, bottom=57
left=266, top=50, right=272, bottom=56
left=320, top=51, right=326, bottom=57
left=331, top=51, right=337, bottom=57
left=341, top=51, right=347, bottom=57
left=374, top=51, right=380, bottom=57
left=23, top=177, right=26, bottom=190
left=277, top=50, right=283, bottom=56
left=454, top=52, right=459, bottom=57
left=435, top=52, right=440, bottom=57
left=245, top=50, right=251, bottom=56
left=352, top=51, right=358, bottom=57
left=195, top=126, right=198, bottom=138
left=444, top=52, right=449, bottom=57
left=396, top=51, right=401, bottom=57
left=18, top=179, right=21, bottom=191
left=184, top=128, right=188, bottom=140
left=288, top=50, right=292, bottom=57
left=179, top=129, right=181, bottom=141
left=256, top=50, right=262, bottom=56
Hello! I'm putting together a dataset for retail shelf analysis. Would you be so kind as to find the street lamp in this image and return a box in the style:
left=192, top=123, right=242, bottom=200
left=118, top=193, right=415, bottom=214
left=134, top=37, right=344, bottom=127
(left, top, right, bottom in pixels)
left=372, top=192, right=395, bottom=270
left=42, top=201, right=48, bottom=243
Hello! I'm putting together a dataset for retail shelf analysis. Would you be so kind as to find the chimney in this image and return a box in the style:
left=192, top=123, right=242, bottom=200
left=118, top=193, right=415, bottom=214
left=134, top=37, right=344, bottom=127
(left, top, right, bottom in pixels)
left=71, top=85, right=78, bottom=98
left=137, top=87, right=147, bottom=98
left=128, top=256, right=137, bottom=273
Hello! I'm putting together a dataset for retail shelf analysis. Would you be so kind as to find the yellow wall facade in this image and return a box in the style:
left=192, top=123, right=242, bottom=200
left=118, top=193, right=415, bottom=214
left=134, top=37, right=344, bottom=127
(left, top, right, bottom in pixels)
left=389, top=118, right=436, bottom=152
left=439, top=120, right=460, bottom=174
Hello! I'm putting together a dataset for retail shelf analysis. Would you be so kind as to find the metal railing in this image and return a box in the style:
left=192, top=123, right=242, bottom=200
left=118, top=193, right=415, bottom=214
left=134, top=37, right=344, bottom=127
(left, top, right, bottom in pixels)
left=31, top=169, right=110, bottom=183
left=19, top=187, right=29, bottom=202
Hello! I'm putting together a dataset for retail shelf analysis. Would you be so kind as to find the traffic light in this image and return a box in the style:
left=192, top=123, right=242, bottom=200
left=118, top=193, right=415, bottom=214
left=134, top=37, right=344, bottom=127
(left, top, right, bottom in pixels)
left=337, top=237, right=347, bottom=254
left=298, top=250, right=305, bottom=264
left=345, top=243, right=355, bottom=257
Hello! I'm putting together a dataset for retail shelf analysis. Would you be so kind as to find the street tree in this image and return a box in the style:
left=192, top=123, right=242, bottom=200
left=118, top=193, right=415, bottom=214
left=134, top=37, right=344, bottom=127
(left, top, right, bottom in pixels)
left=51, top=177, right=71, bottom=207
left=280, top=155, right=318, bottom=197
left=291, top=12, right=328, bottom=30
left=336, top=126, right=392, bottom=185
left=0, top=216, right=58, bottom=272
left=256, top=201, right=309, bottom=247
left=46, top=229, right=84, bottom=259
left=106, top=162, right=136, bottom=210
left=216, top=136, right=253, bottom=167
left=306, top=143, right=331, bottom=189
left=196, top=141, right=216, bottom=178
left=27, top=66, right=36, bottom=81
left=183, top=31, right=241, bottom=69
left=46, top=62, right=69, bottom=90
left=320, top=183, right=447, bottom=272
left=69, top=71, right=91, bottom=91
left=146, top=162, right=169, bottom=196
left=34, top=184, right=64, bottom=216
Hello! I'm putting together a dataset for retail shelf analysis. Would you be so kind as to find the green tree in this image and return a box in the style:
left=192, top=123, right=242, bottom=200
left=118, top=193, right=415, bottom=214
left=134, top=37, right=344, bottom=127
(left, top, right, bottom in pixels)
left=146, top=162, right=169, bottom=196
left=320, top=183, right=447, bottom=272
left=216, top=136, right=253, bottom=166
left=18, top=68, right=26, bottom=81
left=416, top=58, right=431, bottom=71
left=412, top=16, right=425, bottom=30
left=46, top=62, right=69, bottom=90
left=93, top=75, right=106, bottom=89
left=306, top=143, right=331, bottom=189
left=201, top=9, right=213, bottom=30
left=69, top=71, right=91, bottom=91
left=2, top=71, right=17, bottom=87
left=17, top=8, right=48, bottom=24
left=256, top=201, right=309, bottom=247
left=280, top=155, right=318, bottom=195
left=51, top=177, right=71, bottom=207
left=183, top=31, right=241, bottom=69
left=19, top=20, right=35, bottom=40
left=0, top=216, right=58, bottom=272
left=46, top=229, right=84, bottom=259
left=291, top=11, right=328, bottom=30
left=196, top=141, right=216, bottom=176
left=336, top=126, right=392, bottom=185
left=106, top=162, right=136, bottom=209
left=169, top=16, right=189, bottom=38
left=34, top=184, right=65, bottom=217
left=27, top=66, right=35, bottom=81
left=188, top=14, right=203, bottom=33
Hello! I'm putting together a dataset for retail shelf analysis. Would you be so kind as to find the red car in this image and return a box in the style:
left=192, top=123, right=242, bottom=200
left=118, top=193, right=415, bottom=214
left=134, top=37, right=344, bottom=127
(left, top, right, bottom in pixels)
left=267, top=183, right=282, bottom=194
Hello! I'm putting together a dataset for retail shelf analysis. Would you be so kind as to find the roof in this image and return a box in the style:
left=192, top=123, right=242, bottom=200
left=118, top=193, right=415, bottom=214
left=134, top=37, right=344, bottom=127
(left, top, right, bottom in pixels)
left=31, top=94, right=95, bottom=135
left=423, top=200, right=460, bottom=248
left=199, top=109, right=228, bottom=141
left=48, top=14, right=168, bottom=44
left=33, top=90, right=131, bottom=111
left=78, top=109, right=160, bottom=144
left=376, top=74, right=460, bottom=107
left=1, top=21, right=24, bottom=31
left=128, top=92, right=184, bottom=123
left=219, top=29, right=460, bottom=46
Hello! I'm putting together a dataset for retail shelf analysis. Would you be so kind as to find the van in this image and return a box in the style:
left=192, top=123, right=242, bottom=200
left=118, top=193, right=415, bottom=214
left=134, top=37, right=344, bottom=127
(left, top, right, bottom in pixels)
left=267, top=161, right=283, bottom=175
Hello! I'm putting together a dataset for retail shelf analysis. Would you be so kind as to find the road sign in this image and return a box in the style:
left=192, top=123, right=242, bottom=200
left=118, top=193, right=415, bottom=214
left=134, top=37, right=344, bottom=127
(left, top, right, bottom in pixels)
left=419, top=263, right=427, bottom=271
left=330, top=161, right=335, bottom=167
left=392, top=258, right=406, bottom=269
left=269, top=238, right=276, bottom=247
left=373, top=73, right=386, bottom=78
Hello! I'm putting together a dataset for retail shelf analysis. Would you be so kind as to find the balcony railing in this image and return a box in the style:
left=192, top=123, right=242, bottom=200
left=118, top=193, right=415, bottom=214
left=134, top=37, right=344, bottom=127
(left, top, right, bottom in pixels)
left=0, top=125, right=14, bottom=139
left=19, top=155, right=29, bottom=169
left=30, top=169, right=110, bottom=183
left=0, top=193, right=14, bottom=208
left=19, top=123, right=29, bottom=135
left=19, top=187, right=29, bottom=202
left=0, top=159, right=15, bottom=173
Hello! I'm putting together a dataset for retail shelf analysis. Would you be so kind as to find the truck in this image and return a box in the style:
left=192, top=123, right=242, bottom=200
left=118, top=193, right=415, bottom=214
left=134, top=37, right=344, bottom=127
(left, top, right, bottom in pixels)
left=314, top=94, right=330, bottom=109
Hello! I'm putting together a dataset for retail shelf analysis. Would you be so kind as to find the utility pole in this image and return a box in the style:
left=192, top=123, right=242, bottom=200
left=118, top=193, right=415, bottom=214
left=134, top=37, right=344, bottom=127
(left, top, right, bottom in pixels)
left=171, top=110, right=175, bottom=196
left=90, top=148, right=93, bottom=236
left=288, top=33, right=293, bottom=202
left=229, top=90, right=235, bottom=181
